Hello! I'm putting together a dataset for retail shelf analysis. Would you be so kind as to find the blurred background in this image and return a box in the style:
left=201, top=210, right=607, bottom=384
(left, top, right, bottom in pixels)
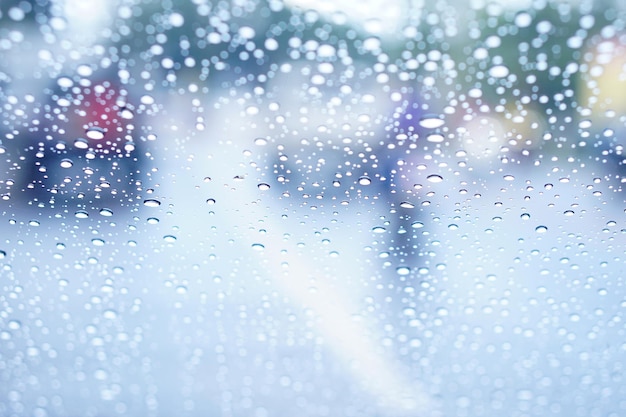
left=0, top=1, right=625, bottom=416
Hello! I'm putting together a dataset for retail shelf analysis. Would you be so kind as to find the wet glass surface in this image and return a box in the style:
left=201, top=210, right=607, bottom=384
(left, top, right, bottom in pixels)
left=0, top=1, right=625, bottom=416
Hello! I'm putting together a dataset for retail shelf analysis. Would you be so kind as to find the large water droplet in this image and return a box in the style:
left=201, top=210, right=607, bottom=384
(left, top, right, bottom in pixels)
left=396, top=266, right=411, bottom=276
left=419, top=116, right=445, bottom=129
left=85, top=127, right=106, bottom=140
left=143, top=199, right=161, bottom=207
left=427, top=174, right=443, bottom=183
left=358, top=176, right=372, bottom=186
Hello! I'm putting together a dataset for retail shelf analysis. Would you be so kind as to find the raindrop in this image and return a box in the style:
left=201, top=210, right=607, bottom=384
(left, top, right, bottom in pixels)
left=396, top=266, right=411, bottom=276
left=372, top=226, right=386, bottom=234
left=427, top=174, right=443, bottom=183
left=92, top=238, right=105, bottom=246
left=74, top=138, right=89, bottom=149
left=85, top=127, right=106, bottom=140
left=60, top=159, right=73, bottom=168
left=448, top=224, right=459, bottom=230
left=143, top=199, right=161, bottom=207
left=163, top=235, right=177, bottom=243
left=75, top=210, right=89, bottom=219
left=0, top=250, right=6, bottom=259
left=252, top=243, right=265, bottom=251
left=258, top=183, right=271, bottom=191
left=426, top=133, right=445, bottom=143
left=103, top=310, right=117, bottom=320
left=254, top=138, right=268, bottom=146
left=206, top=198, right=216, bottom=205
left=564, top=210, right=575, bottom=216
left=419, top=115, right=445, bottom=129
left=503, top=175, right=515, bottom=181
left=489, top=65, right=510, bottom=78
left=29, top=220, right=40, bottom=227
left=120, top=107, right=134, bottom=120
left=411, top=221, right=424, bottom=228
left=521, top=213, right=530, bottom=220
left=358, top=176, right=372, bottom=186
left=535, top=225, right=548, bottom=233
left=400, top=202, right=415, bottom=209
left=99, top=208, right=113, bottom=217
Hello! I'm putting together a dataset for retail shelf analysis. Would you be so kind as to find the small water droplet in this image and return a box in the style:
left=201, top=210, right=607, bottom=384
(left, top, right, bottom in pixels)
left=206, top=198, right=216, bottom=205
left=163, top=235, right=177, bottom=243
left=252, top=243, right=265, bottom=251
left=258, top=183, right=271, bottom=191
left=254, top=138, right=268, bottom=146
left=75, top=210, right=89, bottom=219
left=372, top=226, right=386, bottom=233
left=29, top=220, right=40, bottom=227
left=521, top=213, right=530, bottom=220
left=85, top=127, right=106, bottom=140
left=73, top=138, right=89, bottom=149
left=147, top=217, right=159, bottom=224
left=143, top=199, right=161, bottom=207
left=60, top=159, right=73, bottom=168
left=535, top=225, right=548, bottom=233
left=503, top=174, right=515, bottom=181
left=0, top=250, right=6, bottom=259
left=400, top=201, right=415, bottom=209
left=448, top=224, right=459, bottom=230
left=92, top=238, right=105, bottom=246
left=427, top=174, right=443, bottom=183
left=358, top=176, right=372, bottom=186
left=411, top=221, right=424, bottom=228
left=564, top=210, right=574, bottom=216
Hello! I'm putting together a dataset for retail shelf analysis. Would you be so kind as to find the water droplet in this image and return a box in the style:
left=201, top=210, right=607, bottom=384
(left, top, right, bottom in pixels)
left=75, top=210, right=89, bottom=219
left=99, top=208, right=113, bottom=217
left=147, top=217, right=159, bottom=224
left=206, top=198, right=216, bottom=205
left=535, top=225, right=548, bottom=233
left=419, top=115, right=445, bottom=129
left=175, top=285, right=187, bottom=294
left=411, top=221, right=424, bottom=228
left=163, top=235, right=177, bottom=243
left=29, top=220, right=40, bottom=227
left=396, top=266, right=411, bottom=276
left=143, top=199, right=161, bottom=207
left=0, top=250, right=6, bottom=259
left=92, top=238, right=105, bottom=246
left=254, top=138, right=268, bottom=146
left=426, top=133, right=445, bottom=143
left=85, top=127, right=106, bottom=140
left=358, top=176, right=372, bottom=186
left=60, top=158, right=73, bottom=168
left=252, top=243, right=265, bottom=251
left=564, top=210, right=574, bottom=216
left=258, top=183, right=271, bottom=191
left=427, top=174, right=443, bottom=183
left=400, top=201, right=415, bottom=209
left=120, top=107, right=134, bottom=120
left=521, top=213, right=530, bottom=220
left=372, top=226, right=386, bottom=234
left=489, top=65, right=510, bottom=78
left=103, top=309, right=117, bottom=319
left=503, top=174, right=515, bottom=181
left=448, top=224, right=459, bottom=230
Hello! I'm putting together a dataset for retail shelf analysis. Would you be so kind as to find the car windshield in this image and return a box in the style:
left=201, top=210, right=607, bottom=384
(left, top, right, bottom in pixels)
left=1, top=1, right=624, bottom=416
